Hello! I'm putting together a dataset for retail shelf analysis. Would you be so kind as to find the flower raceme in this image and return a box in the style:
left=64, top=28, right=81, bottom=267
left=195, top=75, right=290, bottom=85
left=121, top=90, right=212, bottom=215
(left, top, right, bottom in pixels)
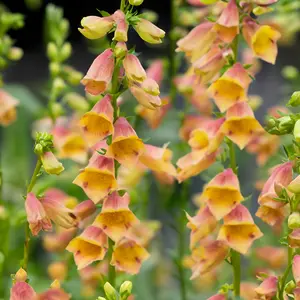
left=0, top=89, right=19, bottom=127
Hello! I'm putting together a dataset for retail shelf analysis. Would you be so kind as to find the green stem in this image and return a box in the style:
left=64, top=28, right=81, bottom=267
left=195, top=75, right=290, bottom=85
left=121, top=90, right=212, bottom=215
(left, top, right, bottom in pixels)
left=228, top=140, right=237, bottom=174
left=22, top=158, right=42, bottom=271
left=120, top=0, right=126, bottom=10
left=108, top=238, right=116, bottom=288
left=231, top=35, right=239, bottom=62
left=169, top=0, right=178, bottom=103
left=231, top=249, right=241, bottom=297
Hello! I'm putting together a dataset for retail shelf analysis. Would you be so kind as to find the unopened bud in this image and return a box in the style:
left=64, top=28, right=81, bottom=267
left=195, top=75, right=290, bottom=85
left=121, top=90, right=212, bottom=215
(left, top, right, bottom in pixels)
left=288, top=212, right=300, bottom=229
left=41, top=151, right=64, bottom=175
left=115, top=42, right=127, bottom=59
left=62, top=66, right=83, bottom=85
left=129, top=0, right=144, bottom=5
left=288, top=91, right=300, bottom=107
left=60, top=42, right=72, bottom=61
left=53, top=77, right=66, bottom=95
left=0, top=57, right=8, bottom=69
left=284, top=280, right=296, bottom=293
left=294, top=119, right=300, bottom=143
left=63, top=92, right=89, bottom=112
left=51, top=103, right=65, bottom=118
left=248, top=95, right=262, bottom=111
left=104, top=282, right=118, bottom=300
left=282, top=66, right=298, bottom=80
left=288, top=175, right=300, bottom=194
left=47, top=262, right=68, bottom=281
left=50, top=279, right=61, bottom=289
left=119, top=281, right=132, bottom=300
left=253, top=6, right=273, bottom=16
left=60, top=19, right=69, bottom=36
left=140, top=9, right=158, bottom=23
left=274, top=183, right=284, bottom=197
left=34, top=143, right=44, bottom=155
left=15, top=268, right=27, bottom=282
left=7, top=47, right=23, bottom=61
left=47, top=42, right=59, bottom=61
left=49, top=62, right=61, bottom=77
left=25, top=0, right=42, bottom=10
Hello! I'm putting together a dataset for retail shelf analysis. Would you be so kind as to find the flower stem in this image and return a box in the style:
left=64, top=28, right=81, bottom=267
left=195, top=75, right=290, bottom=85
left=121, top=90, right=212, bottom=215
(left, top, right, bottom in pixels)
left=22, top=158, right=42, bottom=271
left=108, top=238, right=116, bottom=288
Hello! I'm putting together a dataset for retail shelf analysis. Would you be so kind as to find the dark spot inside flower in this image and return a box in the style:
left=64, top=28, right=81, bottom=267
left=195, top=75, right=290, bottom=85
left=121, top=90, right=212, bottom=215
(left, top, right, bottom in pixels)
left=103, top=225, right=107, bottom=230
left=228, top=130, right=233, bottom=135
left=69, top=213, right=77, bottom=220
left=249, top=233, right=255, bottom=239
left=135, top=257, right=141, bottom=263
left=83, top=182, right=88, bottom=188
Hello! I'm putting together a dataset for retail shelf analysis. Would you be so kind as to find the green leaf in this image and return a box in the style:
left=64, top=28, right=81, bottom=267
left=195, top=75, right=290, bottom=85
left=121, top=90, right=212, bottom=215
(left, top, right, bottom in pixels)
left=97, top=10, right=111, bottom=17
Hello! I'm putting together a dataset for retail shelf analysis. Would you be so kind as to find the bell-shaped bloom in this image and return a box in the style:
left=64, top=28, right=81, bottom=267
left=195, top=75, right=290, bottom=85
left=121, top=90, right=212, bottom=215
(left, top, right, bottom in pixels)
left=176, top=22, right=216, bottom=62
left=139, top=144, right=177, bottom=177
left=10, top=282, right=36, bottom=300
left=80, top=95, right=114, bottom=147
left=255, top=276, right=278, bottom=299
left=221, top=102, right=264, bottom=149
left=44, top=188, right=78, bottom=209
left=177, top=149, right=217, bottom=183
left=136, top=99, right=170, bottom=129
left=118, top=163, right=146, bottom=190
left=193, top=46, right=230, bottom=84
left=40, top=151, right=64, bottom=175
left=179, top=115, right=210, bottom=141
left=190, top=240, right=228, bottom=278
left=213, top=0, right=239, bottom=43
left=43, top=228, right=76, bottom=253
left=202, top=169, right=244, bottom=220
left=127, top=220, right=161, bottom=247
left=25, top=193, right=52, bottom=236
left=81, top=49, right=115, bottom=95
left=133, top=18, right=165, bottom=44
left=208, top=63, right=251, bottom=112
left=289, top=229, right=300, bottom=248
left=66, top=225, right=108, bottom=269
left=256, top=205, right=285, bottom=228
left=240, top=282, right=258, bottom=300
left=113, top=10, right=128, bottom=42
left=188, top=117, right=225, bottom=153
left=242, top=48, right=261, bottom=77
left=41, top=192, right=78, bottom=229
left=47, top=261, right=68, bottom=281
left=74, top=200, right=97, bottom=221
left=258, top=162, right=293, bottom=209
left=255, top=246, right=286, bottom=269
left=123, top=54, right=147, bottom=82
left=246, top=132, right=280, bottom=166
left=146, top=59, right=164, bottom=84
left=186, top=206, right=217, bottom=249
left=243, top=17, right=281, bottom=64
left=93, top=192, right=139, bottom=242
left=207, top=294, right=226, bottom=300
left=78, top=15, right=115, bottom=40
left=107, top=117, right=144, bottom=166
left=295, top=288, right=300, bottom=300
left=73, top=153, right=117, bottom=204
left=111, top=238, right=150, bottom=275
left=218, top=204, right=263, bottom=254
left=293, top=255, right=300, bottom=286
left=140, top=78, right=160, bottom=96
left=189, top=85, right=213, bottom=116
left=52, top=126, right=88, bottom=164
left=0, top=89, right=19, bottom=127
left=130, top=84, right=162, bottom=109
left=38, top=287, right=70, bottom=300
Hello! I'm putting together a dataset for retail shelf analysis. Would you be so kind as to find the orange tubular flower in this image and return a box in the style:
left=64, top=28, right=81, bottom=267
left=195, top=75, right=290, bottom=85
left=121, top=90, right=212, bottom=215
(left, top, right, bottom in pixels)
left=186, top=206, right=218, bottom=249
left=208, top=63, right=252, bottom=112
left=40, top=151, right=64, bottom=175
left=214, top=0, right=239, bottom=43
left=25, top=192, right=52, bottom=236
left=107, top=117, right=144, bottom=166
left=74, top=200, right=97, bottom=221
left=80, top=95, right=114, bottom=147
left=289, top=229, right=300, bottom=248
left=0, top=89, right=19, bottom=126
left=221, top=102, right=264, bottom=149
left=218, top=204, right=263, bottom=254
left=293, top=255, right=300, bottom=286
left=202, top=168, right=244, bottom=220
left=190, top=240, right=228, bottom=279
left=112, top=10, right=128, bottom=42
left=81, top=49, right=115, bottom=95
left=139, top=144, right=177, bottom=177
left=66, top=225, right=108, bottom=270
left=73, top=152, right=117, bottom=204
left=256, top=205, right=285, bottom=228
left=258, top=162, right=293, bottom=209
left=176, top=22, right=216, bottom=62
left=78, top=15, right=115, bottom=40
left=10, top=280, right=36, bottom=300
left=38, top=287, right=71, bottom=300
left=111, top=238, right=150, bottom=275
left=255, top=276, right=278, bottom=299
left=129, top=84, right=162, bottom=109
left=146, top=59, right=164, bottom=84
left=207, top=294, right=226, bottom=300
left=123, top=54, right=147, bottom=82
left=93, top=191, right=139, bottom=242
left=255, top=246, right=286, bottom=269
left=179, top=115, right=210, bottom=141
left=243, top=17, right=281, bottom=64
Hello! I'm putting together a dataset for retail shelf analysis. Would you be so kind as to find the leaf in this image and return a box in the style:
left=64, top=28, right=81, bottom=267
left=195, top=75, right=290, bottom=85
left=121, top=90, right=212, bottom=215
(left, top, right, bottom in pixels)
left=97, top=9, right=110, bottom=17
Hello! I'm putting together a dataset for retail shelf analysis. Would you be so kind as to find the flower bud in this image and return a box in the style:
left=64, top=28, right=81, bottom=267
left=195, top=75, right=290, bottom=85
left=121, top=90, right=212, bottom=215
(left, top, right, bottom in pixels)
left=104, top=282, right=118, bottom=300
left=15, top=268, right=28, bottom=282
left=282, top=66, right=298, bottom=80
left=63, top=67, right=83, bottom=85
left=60, top=19, right=69, bottom=36
left=288, top=212, right=300, bottom=230
left=63, top=92, right=89, bottom=112
left=119, top=281, right=132, bottom=300
left=53, top=77, right=66, bottom=95
left=288, top=176, right=300, bottom=194
left=41, top=151, right=64, bottom=175
left=288, top=91, right=300, bottom=107
left=248, top=95, right=262, bottom=111
left=49, top=62, right=61, bottom=77
left=51, top=103, right=65, bottom=118
left=129, top=0, right=144, bottom=5
left=47, top=42, right=59, bottom=61
left=140, top=9, right=158, bottom=23
left=74, top=200, right=96, bottom=220
left=60, top=42, right=72, bottom=61
left=50, top=279, right=61, bottom=289
left=114, top=42, right=127, bottom=59
left=25, top=0, right=42, bottom=10
left=0, top=57, right=8, bottom=69
left=7, top=47, right=23, bottom=61
left=284, top=280, right=296, bottom=293
left=97, top=298, right=107, bottom=300
left=294, top=119, right=300, bottom=143
left=34, top=143, right=44, bottom=155
left=134, top=18, right=165, bottom=44
left=47, top=261, right=68, bottom=281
